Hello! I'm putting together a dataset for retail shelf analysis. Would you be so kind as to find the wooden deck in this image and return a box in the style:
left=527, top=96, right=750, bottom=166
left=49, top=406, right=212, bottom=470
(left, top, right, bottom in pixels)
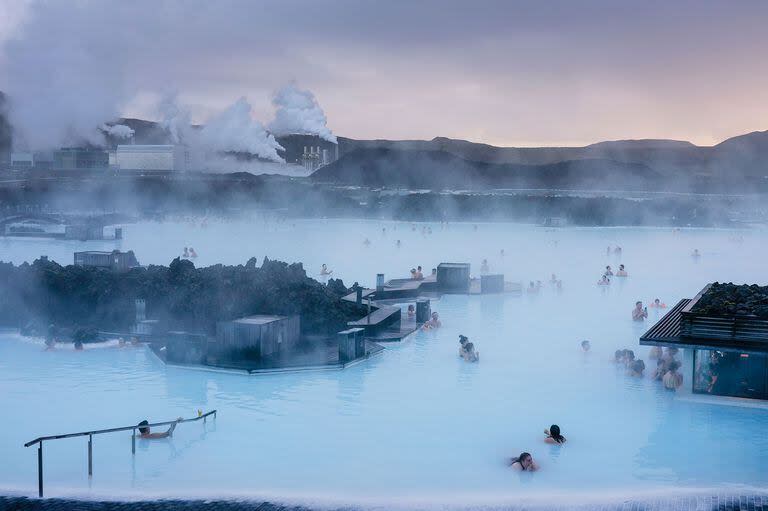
left=347, top=305, right=401, bottom=330
left=468, top=279, right=523, bottom=295
left=364, top=315, right=421, bottom=343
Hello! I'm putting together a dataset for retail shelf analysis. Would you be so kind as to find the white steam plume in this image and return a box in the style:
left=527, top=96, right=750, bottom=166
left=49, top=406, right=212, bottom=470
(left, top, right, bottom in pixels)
left=159, top=94, right=193, bottom=145
left=269, top=83, right=337, bottom=143
left=0, top=2, right=124, bottom=149
left=101, top=124, right=135, bottom=139
left=200, top=97, right=285, bottom=163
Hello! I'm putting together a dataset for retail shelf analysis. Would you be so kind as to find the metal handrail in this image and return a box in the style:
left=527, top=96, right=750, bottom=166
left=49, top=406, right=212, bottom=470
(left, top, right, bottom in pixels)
left=24, top=410, right=216, bottom=498
left=24, top=410, right=216, bottom=447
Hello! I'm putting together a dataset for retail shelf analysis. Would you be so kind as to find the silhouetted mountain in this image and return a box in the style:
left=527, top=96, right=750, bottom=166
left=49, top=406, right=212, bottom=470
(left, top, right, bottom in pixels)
left=332, top=131, right=768, bottom=188
left=0, top=86, right=765, bottom=189
left=338, top=136, right=712, bottom=176
left=311, top=148, right=662, bottom=190
left=709, top=130, right=768, bottom=180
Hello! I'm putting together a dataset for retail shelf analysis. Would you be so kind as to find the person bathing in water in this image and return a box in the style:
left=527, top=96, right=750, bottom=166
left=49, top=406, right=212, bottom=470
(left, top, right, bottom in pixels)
left=138, top=417, right=183, bottom=439
left=509, top=452, right=539, bottom=471
left=458, top=337, right=479, bottom=362
left=632, top=301, right=648, bottom=321
left=604, top=265, right=613, bottom=276
left=650, top=298, right=666, bottom=308
left=616, top=264, right=628, bottom=277
left=628, top=359, right=646, bottom=377
left=423, top=312, right=441, bottom=329
left=598, top=275, right=611, bottom=285
left=320, top=264, right=333, bottom=276
left=663, top=361, right=683, bottom=391
left=544, top=425, right=566, bottom=444
left=458, top=335, right=468, bottom=356
left=580, top=340, right=591, bottom=352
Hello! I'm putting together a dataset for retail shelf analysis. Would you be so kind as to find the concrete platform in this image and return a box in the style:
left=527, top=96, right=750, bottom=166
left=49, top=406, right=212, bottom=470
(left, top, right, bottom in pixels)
left=3, top=493, right=767, bottom=511
left=152, top=339, right=385, bottom=374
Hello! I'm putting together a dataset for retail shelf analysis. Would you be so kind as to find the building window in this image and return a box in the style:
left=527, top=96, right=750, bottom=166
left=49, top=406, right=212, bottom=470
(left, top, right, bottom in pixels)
left=694, top=349, right=768, bottom=400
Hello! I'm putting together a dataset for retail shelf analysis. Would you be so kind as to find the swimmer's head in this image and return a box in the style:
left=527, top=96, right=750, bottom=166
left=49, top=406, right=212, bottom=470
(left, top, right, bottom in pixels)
left=138, top=420, right=150, bottom=435
left=619, top=264, right=625, bottom=270
left=654, top=298, right=660, bottom=304
left=518, top=452, right=533, bottom=469
left=636, top=301, right=643, bottom=307
left=625, top=350, right=635, bottom=361
left=581, top=340, right=590, bottom=351
left=549, top=425, right=564, bottom=442
left=459, top=335, right=468, bottom=345
left=632, top=360, right=645, bottom=373
left=614, top=349, right=623, bottom=360
left=668, top=361, right=681, bottom=372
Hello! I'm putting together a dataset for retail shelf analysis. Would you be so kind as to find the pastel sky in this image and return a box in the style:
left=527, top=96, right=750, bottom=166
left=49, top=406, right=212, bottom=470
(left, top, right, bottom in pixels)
left=1, top=0, right=767, bottom=147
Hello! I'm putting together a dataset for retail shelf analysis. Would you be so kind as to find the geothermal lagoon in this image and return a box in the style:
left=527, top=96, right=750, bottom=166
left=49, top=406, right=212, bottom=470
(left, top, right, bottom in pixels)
left=1, top=218, right=767, bottom=506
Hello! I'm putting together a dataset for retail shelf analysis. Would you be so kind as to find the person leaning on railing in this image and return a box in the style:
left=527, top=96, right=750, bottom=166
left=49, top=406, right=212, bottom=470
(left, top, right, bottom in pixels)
left=138, top=417, right=183, bottom=439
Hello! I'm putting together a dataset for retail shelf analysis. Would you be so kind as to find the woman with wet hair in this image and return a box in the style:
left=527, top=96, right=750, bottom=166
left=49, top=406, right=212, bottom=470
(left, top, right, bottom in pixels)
left=544, top=425, right=566, bottom=444
left=509, top=452, right=539, bottom=471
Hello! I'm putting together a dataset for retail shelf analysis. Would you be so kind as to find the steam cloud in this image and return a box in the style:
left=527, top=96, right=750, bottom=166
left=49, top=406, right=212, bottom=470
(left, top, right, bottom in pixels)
left=101, top=124, right=135, bottom=139
left=0, top=3, right=334, bottom=159
left=159, top=94, right=193, bottom=146
left=0, top=2, right=127, bottom=150
left=269, top=84, right=337, bottom=143
left=200, top=98, right=285, bottom=163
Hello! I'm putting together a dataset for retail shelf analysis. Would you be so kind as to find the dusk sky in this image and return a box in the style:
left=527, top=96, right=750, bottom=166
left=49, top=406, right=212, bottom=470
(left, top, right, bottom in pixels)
left=1, top=0, right=767, bottom=147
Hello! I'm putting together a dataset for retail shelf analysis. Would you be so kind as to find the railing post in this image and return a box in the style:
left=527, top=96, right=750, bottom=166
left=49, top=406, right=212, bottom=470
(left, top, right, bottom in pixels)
left=131, top=428, right=135, bottom=455
left=38, top=442, right=43, bottom=498
left=88, top=434, right=93, bottom=476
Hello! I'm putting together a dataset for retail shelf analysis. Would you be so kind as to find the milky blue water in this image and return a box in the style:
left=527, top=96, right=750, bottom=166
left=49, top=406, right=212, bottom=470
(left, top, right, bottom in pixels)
left=0, top=218, right=766, bottom=506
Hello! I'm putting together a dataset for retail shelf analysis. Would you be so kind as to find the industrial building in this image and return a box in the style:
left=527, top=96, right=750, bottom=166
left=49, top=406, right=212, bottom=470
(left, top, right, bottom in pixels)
left=73, top=250, right=139, bottom=272
left=54, top=148, right=109, bottom=170
left=275, top=134, right=338, bottom=173
left=10, top=152, right=33, bottom=169
left=116, top=144, right=189, bottom=171
left=299, top=145, right=336, bottom=173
